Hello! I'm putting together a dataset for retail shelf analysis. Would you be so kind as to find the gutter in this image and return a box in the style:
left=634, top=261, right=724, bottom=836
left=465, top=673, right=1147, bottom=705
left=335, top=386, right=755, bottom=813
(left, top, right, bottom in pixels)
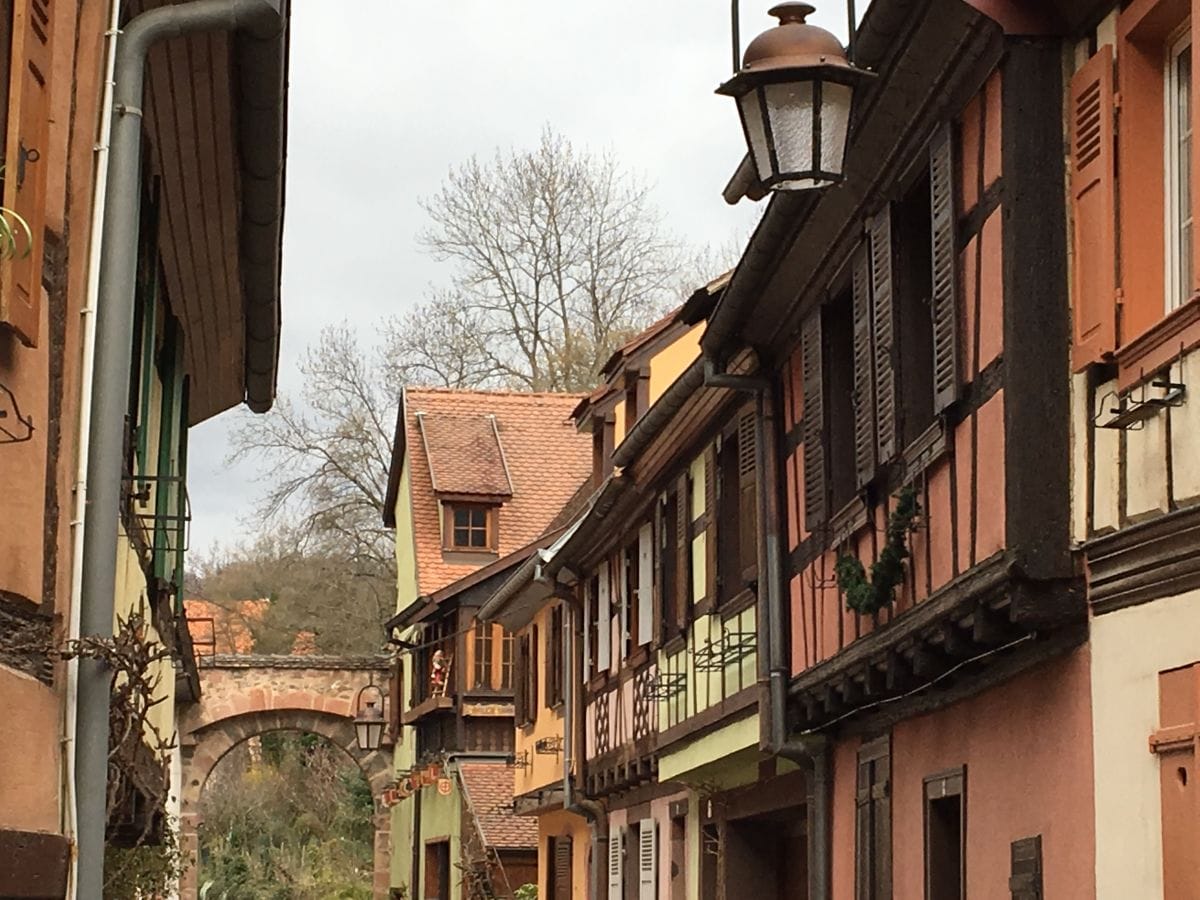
left=74, top=3, right=287, bottom=896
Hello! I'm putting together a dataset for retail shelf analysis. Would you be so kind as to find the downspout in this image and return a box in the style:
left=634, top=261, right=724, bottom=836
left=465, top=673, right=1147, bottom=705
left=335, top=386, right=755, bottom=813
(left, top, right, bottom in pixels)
left=63, top=3, right=121, bottom=897
left=536, top=569, right=606, bottom=899
left=754, top=382, right=829, bottom=900
left=74, top=2, right=283, bottom=897
left=703, top=357, right=831, bottom=898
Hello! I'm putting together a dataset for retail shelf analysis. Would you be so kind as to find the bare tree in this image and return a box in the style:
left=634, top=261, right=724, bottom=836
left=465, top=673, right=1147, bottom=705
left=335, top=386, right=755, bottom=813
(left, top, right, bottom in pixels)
left=229, top=129, right=724, bottom=595
left=390, top=127, right=686, bottom=391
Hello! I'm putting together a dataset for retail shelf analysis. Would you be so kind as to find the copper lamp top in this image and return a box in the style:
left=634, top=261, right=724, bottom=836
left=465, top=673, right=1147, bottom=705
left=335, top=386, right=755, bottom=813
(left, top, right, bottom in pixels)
left=742, top=2, right=852, bottom=74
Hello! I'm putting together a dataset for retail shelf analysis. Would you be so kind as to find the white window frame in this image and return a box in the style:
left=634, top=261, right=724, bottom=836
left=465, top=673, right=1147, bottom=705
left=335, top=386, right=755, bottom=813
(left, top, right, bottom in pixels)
left=1166, top=22, right=1193, bottom=312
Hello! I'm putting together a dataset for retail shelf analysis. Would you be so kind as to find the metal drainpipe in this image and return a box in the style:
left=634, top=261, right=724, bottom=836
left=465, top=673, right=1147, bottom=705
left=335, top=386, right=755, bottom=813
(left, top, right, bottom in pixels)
left=755, top=382, right=830, bottom=900
left=74, top=2, right=282, bottom=896
left=534, top=571, right=607, bottom=899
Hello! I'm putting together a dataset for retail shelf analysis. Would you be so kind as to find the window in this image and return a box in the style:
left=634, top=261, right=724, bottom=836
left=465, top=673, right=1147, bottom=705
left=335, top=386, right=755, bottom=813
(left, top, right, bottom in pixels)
left=1168, top=25, right=1193, bottom=312
left=587, top=574, right=600, bottom=677
left=924, top=767, right=965, bottom=900
left=445, top=504, right=495, bottom=551
left=623, top=542, right=637, bottom=658
left=660, top=489, right=679, bottom=639
left=472, top=619, right=493, bottom=689
left=546, top=605, right=564, bottom=708
left=515, top=631, right=537, bottom=725
left=626, top=369, right=650, bottom=427
left=855, top=736, right=892, bottom=900
left=895, top=169, right=937, bottom=446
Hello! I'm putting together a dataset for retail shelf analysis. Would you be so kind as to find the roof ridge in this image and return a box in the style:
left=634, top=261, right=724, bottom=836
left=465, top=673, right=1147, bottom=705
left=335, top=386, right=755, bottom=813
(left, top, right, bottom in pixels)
left=404, top=386, right=588, bottom=399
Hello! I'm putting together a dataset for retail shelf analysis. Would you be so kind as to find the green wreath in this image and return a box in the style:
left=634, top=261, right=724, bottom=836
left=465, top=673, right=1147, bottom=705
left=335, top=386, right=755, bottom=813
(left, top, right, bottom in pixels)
left=834, top=485, right=921, bottom=615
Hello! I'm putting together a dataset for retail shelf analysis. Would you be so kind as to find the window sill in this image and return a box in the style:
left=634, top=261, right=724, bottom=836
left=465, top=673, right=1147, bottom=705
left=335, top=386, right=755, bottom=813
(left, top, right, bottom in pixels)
left=829, top=497, right=869, bottom=548
left=719, top=587, right=757, bottom=620
left=662, top=634, right=687, bottom=656
left=623, top=645, right=651, bottom=671
left=1116, top=293, right=1200, bottom=390
left=901, top=419, right=948, bottom=483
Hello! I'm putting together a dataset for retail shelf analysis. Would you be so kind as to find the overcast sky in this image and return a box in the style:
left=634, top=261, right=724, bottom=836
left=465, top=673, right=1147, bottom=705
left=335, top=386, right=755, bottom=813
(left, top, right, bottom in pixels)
left=186, top=1, right=862, bottom=556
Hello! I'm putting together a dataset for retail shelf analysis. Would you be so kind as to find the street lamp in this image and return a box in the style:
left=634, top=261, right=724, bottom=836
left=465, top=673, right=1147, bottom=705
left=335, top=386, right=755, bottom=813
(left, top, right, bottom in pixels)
left=353, top=682, right=386, bottom=752
left=718, top=3, right=873, bottom=192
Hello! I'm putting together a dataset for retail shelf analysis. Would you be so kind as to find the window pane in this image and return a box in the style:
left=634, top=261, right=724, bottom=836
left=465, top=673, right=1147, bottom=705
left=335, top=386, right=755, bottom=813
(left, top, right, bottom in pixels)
left=470, top=507, right=487, bottom=528
left=454, top=527, right=471, bottom=546
left=453, top=507, right=470, bottom=527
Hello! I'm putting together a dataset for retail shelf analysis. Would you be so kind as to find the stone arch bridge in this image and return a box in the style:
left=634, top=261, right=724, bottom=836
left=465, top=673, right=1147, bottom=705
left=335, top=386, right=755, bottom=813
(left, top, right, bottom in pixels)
left=177, top=653, right=394, bottom=900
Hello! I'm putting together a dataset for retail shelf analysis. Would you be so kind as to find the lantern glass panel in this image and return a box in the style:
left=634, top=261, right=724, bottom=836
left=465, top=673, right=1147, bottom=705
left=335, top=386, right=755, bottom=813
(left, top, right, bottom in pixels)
left=738, top=89, right=773, bottom=181
left=764, top=80, right=815, bottom=177
left=820, top=81, right=853, bottom=175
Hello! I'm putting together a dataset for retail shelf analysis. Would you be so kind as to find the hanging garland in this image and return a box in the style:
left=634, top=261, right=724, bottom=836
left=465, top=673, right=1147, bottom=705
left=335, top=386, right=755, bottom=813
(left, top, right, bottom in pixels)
left=835, top=485, right=921, bottom=615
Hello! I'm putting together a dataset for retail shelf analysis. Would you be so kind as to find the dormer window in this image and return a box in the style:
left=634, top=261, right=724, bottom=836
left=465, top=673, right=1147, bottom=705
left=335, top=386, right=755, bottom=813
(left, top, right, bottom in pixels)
left=444, top=503, right=497, bottom=551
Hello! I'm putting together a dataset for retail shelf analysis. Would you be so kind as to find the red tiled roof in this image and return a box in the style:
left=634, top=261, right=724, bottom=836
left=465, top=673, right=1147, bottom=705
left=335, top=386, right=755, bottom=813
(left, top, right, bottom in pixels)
left=417, top=411, right=513, bottom=498
left=184, top=598, right=268, bottom=654
left=402, top=388, right=591, bottom=597
left=458, top=762, right=538, bottom=850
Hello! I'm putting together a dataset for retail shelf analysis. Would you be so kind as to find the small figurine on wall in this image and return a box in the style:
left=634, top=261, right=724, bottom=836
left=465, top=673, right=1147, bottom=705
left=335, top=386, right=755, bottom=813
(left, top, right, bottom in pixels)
left=430, top=649, right=451, bottom=696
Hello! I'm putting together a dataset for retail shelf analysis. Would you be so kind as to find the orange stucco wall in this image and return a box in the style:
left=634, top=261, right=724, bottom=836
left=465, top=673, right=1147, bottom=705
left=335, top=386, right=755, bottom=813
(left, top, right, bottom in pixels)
left=536, top=808, right=591, bottom=900
left=0, top=0, right=107, bottom=842
left=829, top=648, right=1096, bottom=898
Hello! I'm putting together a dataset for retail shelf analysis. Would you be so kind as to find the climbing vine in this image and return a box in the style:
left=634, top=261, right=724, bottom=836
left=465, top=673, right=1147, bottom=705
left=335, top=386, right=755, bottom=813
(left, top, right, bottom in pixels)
left=835, top=486, right=921, bottom=616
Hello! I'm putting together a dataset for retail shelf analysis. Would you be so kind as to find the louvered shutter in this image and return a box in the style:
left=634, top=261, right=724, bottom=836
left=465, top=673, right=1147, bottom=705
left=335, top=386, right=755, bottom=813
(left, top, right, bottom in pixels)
left=704, top=445, right=719, bottom=602
left=514, top=635, right=526, bottom=723
left=737, top=409, right=758, bottom=578
left=0, top=0, right=53, bottom=346
left=929, top=122, right=960, bottom=412
left=870, top=209, right=898, bottom=463
left=598, top=563, right=612, bottom=672
left=872, top=751, right=892, bottom=898
left=638, top=524, right=653, bottom=646
left=608, top=830, right=624, bottom=900
left=617, top=549, right=629, bottom=660
left=639, top=818, right=658, bottom=900
left=801, top=309, right=827, bottom=530
left=675, top=475, right=690, bottom=628
left=855, top=757, right=872, bottom=900
left=1069, top=46, right=1117, bottom=372
left=554, top=836, right=574, bottom=900
left=852, top=245, right=876, bottom=487
left=1009, top=835, right=1042, bottom=900
left=583, top=579, right=594, bottom=677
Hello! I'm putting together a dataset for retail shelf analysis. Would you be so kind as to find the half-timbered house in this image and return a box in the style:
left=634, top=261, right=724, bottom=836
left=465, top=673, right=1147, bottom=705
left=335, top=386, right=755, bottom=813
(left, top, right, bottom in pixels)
left=700, top=1, right=1103, bottom=896
left=382, top=387, right=591, bottom=899
left=1067, top=1, right=1200, bottom=895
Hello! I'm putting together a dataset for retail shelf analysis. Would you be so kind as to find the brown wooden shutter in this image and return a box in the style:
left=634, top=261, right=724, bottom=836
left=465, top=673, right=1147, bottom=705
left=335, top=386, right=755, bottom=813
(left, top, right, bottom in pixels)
left=1069, top=45, right=1117, bottom=372
left=0, top=0, right=52, bottom=346
left=852, top=245, right=876, bottom=487
left=855, top=755, right=872, bottom=900
left=654, top=498, right=665, bottom=643
left=870, top=209, right=897, bottom=463
left=704, top=444, right=719, bottom=603
left=856, top=737, right=892, bottom=900
left=1009, top=835, right=1042, bottom=899
left=872, top=750, right=892, bottom=898
left=930, top=121, right=960, bottom=412
left=801, top=308, right=826, bottom=530
left=553, top=836, right=573, bottom=900
left=675, top=474, right=690, bottom=628
left=514, top=634, right=526, bottom=723
left=737, top=408, right=758, bottom=580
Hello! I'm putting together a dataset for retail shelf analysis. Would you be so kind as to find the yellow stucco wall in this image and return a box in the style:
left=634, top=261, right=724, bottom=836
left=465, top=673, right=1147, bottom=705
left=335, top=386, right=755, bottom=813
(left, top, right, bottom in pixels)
left=536, top=808, right=591, bottom=900
left=1090, top=589, right=1200, bottom=899
left=648, top=324, right=702, bottom=404
left=515, top=603, right=572, bottom=797
left=393, top=463, right=420, bottom=612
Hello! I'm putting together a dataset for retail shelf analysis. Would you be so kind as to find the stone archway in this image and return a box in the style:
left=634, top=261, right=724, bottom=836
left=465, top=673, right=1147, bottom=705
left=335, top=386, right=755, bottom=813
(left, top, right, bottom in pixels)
left=177, top=656, right=393, bottom=900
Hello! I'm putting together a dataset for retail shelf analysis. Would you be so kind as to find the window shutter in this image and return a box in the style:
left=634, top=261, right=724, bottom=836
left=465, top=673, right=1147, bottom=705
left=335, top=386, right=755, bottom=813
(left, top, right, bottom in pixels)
left=675, top=475, right=690, bottom=629
left=638, top=524, right=653, bottom=646
left=855, top=757, right=872, bottom=900
left=737, top=409, right=758, bottom=577
left=514, top=635, right=526, bottom=723
left=930, top=121, right=960, bottom=412
left=0, top=0, right=53, bottom=346
left=582, top=579, right=592, bottom=677
left=1069, top=45, right=1117, bottom=372
left=598, top=563, right=612, bottom=672
left=801, top=308, right=827, bottom=530
left=852, top=245, right=876, bottom=488
left=608, top=830, right=624, bottom=900
left=872, top=751, right=893, bottom=898
left=704, top=445, right=719, bottom=602
left=554, top=836, right=574, bottom=900
left=1009, top=835, right=1043, bottom=900
left=617, top=549, right=629, bottom=660
left=639, top=818, right=658, bottom=900
left=870, top=209, right=898, bottom=463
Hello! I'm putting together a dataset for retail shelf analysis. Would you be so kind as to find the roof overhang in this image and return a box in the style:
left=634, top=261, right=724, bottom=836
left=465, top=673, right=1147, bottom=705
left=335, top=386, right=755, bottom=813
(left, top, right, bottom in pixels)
left=140, top=0, right=290, bottom=422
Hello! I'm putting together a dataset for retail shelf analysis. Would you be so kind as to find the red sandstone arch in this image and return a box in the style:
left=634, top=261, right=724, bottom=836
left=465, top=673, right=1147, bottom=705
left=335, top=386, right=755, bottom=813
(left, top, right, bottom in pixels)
left=177, top=657, right=394, bottom=900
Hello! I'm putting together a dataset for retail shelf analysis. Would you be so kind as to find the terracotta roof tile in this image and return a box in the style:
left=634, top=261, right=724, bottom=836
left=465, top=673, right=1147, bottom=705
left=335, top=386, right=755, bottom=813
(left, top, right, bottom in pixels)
left=417, top=412, right=513, bottom=497
left=458, top=762, right=538, bottom=850
left=404, top=388, right=591, bottom=597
